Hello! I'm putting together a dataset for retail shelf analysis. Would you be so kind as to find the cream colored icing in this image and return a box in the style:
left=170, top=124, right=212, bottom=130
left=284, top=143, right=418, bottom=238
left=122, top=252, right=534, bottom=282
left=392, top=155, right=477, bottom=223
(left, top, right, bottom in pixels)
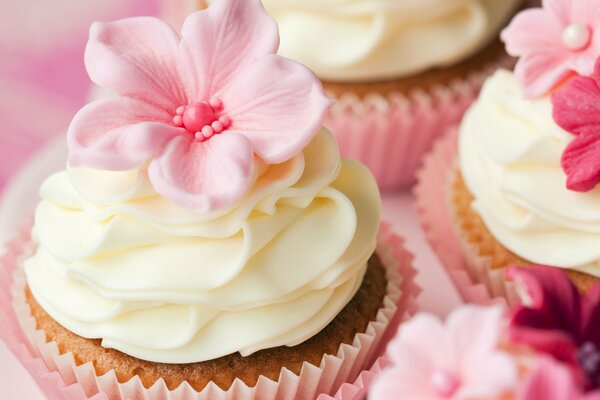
left=24, top=129, right=382, bottom=363
left=257, top=0, right=521, bottom=82
left=459, top=69, right=600, bottom=277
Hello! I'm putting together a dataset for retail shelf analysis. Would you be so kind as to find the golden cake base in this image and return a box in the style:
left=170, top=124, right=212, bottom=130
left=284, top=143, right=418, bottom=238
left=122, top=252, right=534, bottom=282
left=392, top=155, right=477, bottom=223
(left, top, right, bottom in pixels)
left=26, top=255, right=387, bottom=392
left=452, top=171, right=598, bottom=293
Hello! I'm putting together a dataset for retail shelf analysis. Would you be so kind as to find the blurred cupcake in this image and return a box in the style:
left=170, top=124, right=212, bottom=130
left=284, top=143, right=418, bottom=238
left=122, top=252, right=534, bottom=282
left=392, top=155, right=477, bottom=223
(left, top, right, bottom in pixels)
left=417, top=0, right=600, bottom=301
left=0, top=0, right=420, bottom=399
left=195, top=0, right=524, bottom=190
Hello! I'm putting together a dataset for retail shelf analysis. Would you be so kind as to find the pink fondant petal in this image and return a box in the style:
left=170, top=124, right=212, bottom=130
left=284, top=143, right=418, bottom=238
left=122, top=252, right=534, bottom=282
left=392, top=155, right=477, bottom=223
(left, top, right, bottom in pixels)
left=552, top=74, right=600, bottom=136
left=370, top=369, right=436, bottom=400
left=569, top=0, right=600, bottom=22
left=507, top=266, right=582, bottom=363
left=85, top=17, right=186, bottom=112
left=447, top=306, right=504, bottom=362
left=222, top=55, right=330, bottom=164
left=460, top=352, right=518, bottom=399
left=179, top=0, right=278, bottom=101
left=68, top=97, right=183, bottom=170
left=543, top=0, right=573, bottom=24
left=501, top=9, right=563, bottom=55
left=148, top=133, right=254, bottom=212
left=389, top=313, right=447, bottom=367
left=518, top=357, right=579, bottom=400
left=561, top=132, right=600, bottom=192
left=514, top=51, right=573, bottom=98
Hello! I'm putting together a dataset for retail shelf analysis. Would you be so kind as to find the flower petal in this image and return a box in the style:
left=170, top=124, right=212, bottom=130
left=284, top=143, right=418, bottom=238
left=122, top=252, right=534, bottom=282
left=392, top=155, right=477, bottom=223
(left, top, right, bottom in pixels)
left=561, top=132, right=600, bottom=192
left=460, top=352, right=518, bottom=399
left=148, top=133, right=254, bottom=212
left=85, top=17, right=185, bottom=111
left=389, top=313, right=448, bottom=368
left=514, top=50, right=573, bottom=98
left=501, top=8, right=563, bottom=55
left=447, top=305, right=505, bottom=363
left=543, top=0, right=573, bottom=25
left=518, top=357, right=580, bottom=400
left=507, top=266, right=582, bottom=362
left=369, top=368, right=438, bottom=400
left=222, top=54, right=331, bottom=164
left=179, top=0, right=279, bottom=100
left=552, top=74, right=600, bottom=136
left=68, top=97, right=182, bottom=170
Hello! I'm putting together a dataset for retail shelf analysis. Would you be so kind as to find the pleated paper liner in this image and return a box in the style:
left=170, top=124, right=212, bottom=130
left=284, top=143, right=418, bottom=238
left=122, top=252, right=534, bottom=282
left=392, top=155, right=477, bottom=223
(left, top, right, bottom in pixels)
left=414, top=129, right=518, bottom=306
left=326, top=54, right=514, bottom=192
left=0, top=222, right=419, bottom=400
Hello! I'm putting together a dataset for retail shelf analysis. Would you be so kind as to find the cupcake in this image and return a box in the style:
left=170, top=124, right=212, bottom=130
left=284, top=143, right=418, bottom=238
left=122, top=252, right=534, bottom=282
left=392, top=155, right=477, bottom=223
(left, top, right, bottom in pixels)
left=417, top=0, right=600, bottom=301
left=370, top=265, right=600, bottom=399
left=0, top=0, right=417, bottom=398
left=258, top=0, right=524, bottom=190
left=191, top=0, right=524, bottom=190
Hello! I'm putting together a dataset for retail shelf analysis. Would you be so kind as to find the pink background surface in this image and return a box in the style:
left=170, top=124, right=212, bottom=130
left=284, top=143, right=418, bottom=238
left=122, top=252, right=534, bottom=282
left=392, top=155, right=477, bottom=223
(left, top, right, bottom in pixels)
left=0, top=1, right=463, bottom=397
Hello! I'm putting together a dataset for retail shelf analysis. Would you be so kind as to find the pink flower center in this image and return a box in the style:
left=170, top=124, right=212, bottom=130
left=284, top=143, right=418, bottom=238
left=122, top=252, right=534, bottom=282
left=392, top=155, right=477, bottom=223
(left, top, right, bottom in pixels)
left=562, top=23, right=592, bottom=51
left=429, top=370, right=461, bottom=398
left=172, top=99, right=232, bottom=142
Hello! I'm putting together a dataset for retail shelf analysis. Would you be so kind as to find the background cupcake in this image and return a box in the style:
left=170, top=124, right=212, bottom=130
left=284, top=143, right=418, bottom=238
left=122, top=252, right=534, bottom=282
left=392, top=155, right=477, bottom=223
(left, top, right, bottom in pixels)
left=417, top=0, right=600, bottom=303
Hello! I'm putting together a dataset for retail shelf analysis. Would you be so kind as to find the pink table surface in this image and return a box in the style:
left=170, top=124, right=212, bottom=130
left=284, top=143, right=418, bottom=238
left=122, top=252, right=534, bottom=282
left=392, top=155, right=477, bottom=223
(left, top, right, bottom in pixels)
left=0, top=136, right=463, bottom=399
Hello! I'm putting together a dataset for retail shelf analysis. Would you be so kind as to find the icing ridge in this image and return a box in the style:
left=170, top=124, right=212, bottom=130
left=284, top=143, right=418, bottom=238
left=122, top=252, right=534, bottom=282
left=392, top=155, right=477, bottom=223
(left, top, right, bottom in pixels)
left=459, top=70, right=600, bottom=277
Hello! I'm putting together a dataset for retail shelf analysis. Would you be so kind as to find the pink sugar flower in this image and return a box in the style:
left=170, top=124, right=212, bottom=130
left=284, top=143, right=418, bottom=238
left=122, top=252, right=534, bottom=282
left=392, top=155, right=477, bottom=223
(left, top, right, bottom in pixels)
left=519, top=357, right=600, bottom=400
left=508, top=265, right=600, bottom=389
left=67, top=0, right=330, bottom=211
left=552, top=57, right=600, bottom=192
left=370, top=305, right=517, bottom=400
left=501, top=0, right=600, bottom=98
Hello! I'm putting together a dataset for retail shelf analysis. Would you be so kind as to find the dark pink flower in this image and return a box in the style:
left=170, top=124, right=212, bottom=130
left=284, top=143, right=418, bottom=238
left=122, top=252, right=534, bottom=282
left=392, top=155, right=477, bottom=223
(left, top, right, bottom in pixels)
left=519, top=357, right=600, bottom=400
left=67, top=0, right=330, bottom=212
left=508, top=265, right=600, bottom=389
left=552, top=57, right=600, bottom=192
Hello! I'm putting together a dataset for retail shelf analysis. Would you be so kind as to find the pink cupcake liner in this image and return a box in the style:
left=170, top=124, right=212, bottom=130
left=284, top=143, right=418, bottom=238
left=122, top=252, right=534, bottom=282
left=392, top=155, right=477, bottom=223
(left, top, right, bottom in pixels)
left=414, top=129, right=517, bottom=306
left=0, top=222, right=419, bottom=400
left=326, top=54, right=514, bottom=192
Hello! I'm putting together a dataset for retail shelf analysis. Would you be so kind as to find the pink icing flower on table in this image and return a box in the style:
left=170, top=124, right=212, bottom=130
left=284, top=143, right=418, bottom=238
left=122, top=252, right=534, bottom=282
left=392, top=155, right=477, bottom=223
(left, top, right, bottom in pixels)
left=369, top=305, right=518, bottom=399
left=507, top=265, right=600, bottom=389
left=552, top=57, right=600, bottom=192
left=520, top=357, right=600, bottom=400
left=501, top=0, right=600, bottom=98
left=67, top=0, right=330, bottom=211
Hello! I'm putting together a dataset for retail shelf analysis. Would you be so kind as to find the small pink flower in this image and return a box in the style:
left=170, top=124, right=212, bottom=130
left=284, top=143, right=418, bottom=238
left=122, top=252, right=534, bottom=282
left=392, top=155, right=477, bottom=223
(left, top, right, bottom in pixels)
left=507, top=265, right=600, bottom=389
left=552, top=57, right=600, bottom=192
left=369, top=306, right=518, bottom=399
left=501, top=0, right=600, bottom=98
left=519, top=357, right=600, bottom=400
left=67, top=0, right=330, bottom=211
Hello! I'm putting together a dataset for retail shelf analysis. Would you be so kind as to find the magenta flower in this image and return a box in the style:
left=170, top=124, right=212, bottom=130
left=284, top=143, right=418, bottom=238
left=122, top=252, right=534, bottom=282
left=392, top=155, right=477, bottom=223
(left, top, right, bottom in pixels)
left=501, top=0, right=600, bottom=98
left=67, top=0, right=330, bottom=211
left=519, top=357, right=600, bottom=400
left=508, top=265, right=600, bottom=389
left=370, top=306, right=517, bottom=399
left=552, top=57, right=600, bottom=192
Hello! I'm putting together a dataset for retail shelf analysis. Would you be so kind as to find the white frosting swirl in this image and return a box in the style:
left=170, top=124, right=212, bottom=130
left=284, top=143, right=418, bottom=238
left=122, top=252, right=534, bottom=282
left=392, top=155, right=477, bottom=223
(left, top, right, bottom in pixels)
left=459, top=70, right=600, bottom=277
left=24, top=129, right=382, bottom=363
left=259, top=0, right=521, bottom=82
